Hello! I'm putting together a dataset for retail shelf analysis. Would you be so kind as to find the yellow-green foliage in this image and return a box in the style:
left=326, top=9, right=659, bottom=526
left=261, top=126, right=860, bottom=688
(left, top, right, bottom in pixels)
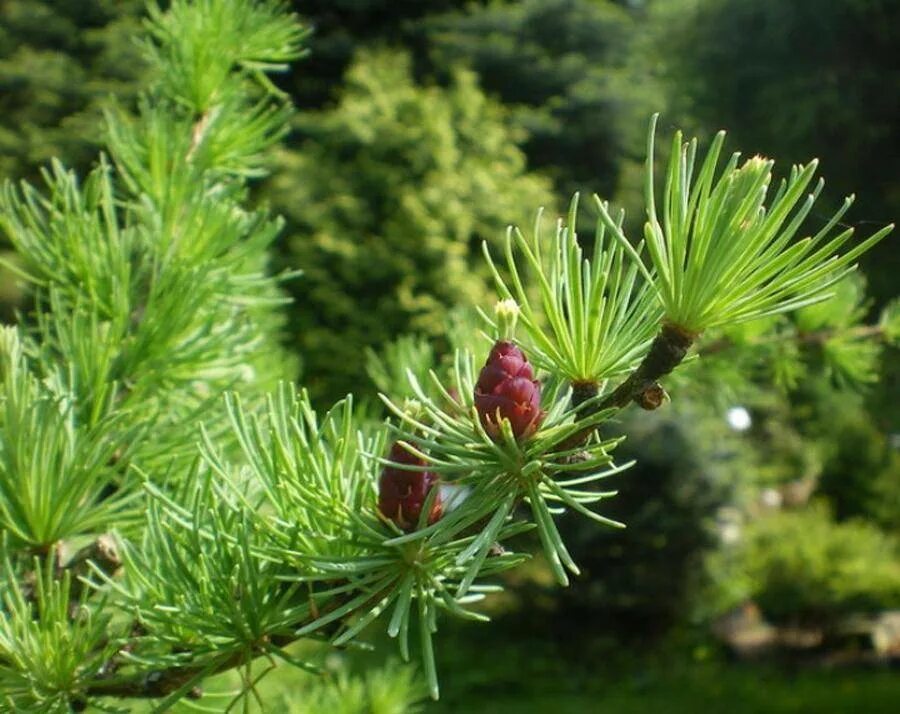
left=268, top=48, right=554, bottom=402
left=709, top=502, right=900, bottom=624
left=270, top=659, right=424, bottom=714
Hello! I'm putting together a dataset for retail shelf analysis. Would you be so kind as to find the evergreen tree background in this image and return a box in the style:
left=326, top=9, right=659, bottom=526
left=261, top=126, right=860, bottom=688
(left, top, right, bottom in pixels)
left=0, top=0, right=145, bottom=183
left=0, top=0, right=898, bottom=711
left=424, top=0, right=654, bottom=209
left=265, top=48, right=554, bottom=402
left=659, top=0, right=900, bottom=304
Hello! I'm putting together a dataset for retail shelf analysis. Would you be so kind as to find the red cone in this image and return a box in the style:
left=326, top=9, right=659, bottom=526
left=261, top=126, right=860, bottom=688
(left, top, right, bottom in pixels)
left=378, top=442, right=442, bottom=530
left=474, top=341, right=543, bottom=441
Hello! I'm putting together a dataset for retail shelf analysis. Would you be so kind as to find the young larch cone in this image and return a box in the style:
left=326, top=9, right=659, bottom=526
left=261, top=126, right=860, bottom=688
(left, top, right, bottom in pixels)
left=378, top=442, right=442, bottom=530
left=474, top=340, right=543, bottom=441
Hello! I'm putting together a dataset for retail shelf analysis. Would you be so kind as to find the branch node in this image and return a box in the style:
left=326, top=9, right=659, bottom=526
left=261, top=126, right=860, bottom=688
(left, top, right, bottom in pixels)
left=634, top=382, right=668, bottom=410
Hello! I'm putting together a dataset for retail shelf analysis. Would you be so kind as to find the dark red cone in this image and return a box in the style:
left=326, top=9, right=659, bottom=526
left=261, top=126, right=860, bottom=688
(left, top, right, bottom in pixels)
left=378, top=442, right=442, bottom=530
left=474, top=341, right=543, bottom=441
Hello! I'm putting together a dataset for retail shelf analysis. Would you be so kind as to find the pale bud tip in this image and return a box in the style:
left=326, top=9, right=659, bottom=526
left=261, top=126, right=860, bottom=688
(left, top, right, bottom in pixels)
left=495, top=298, right=520, bottom=319
left=494, top=299, right=520, bottom=340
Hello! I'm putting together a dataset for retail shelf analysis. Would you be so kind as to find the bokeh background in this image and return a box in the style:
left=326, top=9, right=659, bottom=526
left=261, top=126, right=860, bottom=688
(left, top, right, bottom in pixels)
left=1, top=1, right=898, bottom=711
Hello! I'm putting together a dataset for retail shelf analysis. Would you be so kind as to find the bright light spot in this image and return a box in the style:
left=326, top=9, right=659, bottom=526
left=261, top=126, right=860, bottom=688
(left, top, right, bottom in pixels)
left=760, top=488, right=782, bottom=509
left=726, top=406, right=752, bottom=432
left=441, top=484, right=471, bottom=512
left=720, top=522, right=742, bottom=545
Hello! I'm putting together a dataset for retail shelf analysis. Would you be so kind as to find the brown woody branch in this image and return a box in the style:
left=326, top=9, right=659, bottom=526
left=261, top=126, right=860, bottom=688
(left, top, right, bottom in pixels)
left=595, top=322, right=697, bottom=411
left=559, top=322, right=697, bottom=451
left=82, top=581, right=366, bottom=702
left=562, top=319, right=887, bottom=453
left=83, top=626, right=304, bottom=700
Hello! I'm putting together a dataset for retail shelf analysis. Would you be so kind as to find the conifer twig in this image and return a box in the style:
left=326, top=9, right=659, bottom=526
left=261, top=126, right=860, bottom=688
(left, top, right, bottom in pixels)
left=594, top=322, right=697, bottom=410
left=560, top=322, right=697, bottom=451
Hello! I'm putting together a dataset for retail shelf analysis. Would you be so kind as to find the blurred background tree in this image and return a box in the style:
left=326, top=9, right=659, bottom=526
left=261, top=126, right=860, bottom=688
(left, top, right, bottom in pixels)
left=0, top=0, right=145, bottom=183
left=657, top=0, right=899, bottom=304
left=265, top=48, right=553, bottom=402
left=424, top=0, right=657, bottom=212
left=503, top=405, right=743, bottom=643
left=0, top=0, right=145, bottom=320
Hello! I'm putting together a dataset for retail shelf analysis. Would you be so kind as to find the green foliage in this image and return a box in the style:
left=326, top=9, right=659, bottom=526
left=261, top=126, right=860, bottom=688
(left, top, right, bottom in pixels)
left=268, top=48, right=554, bottom=402
left=707, top=502, right=900, bottom=624
left=426, top=0, right=657, bottom=209
left=0, top=1, right=305, bottom=485
left=278, top=0, right=471, bottom=109
left=0, top=1, right=307, bottom=708
left=168, top=653, right=425, bottom=714
left=380, top=350, right=628, bottom=590
left=432, top=635, right=900, bottom=714
left=366, top=335, right=437, bottom=402
left=0, top=1, right=895, bottom=710
left=113, top=478, right=318, bottom=680
left=880, top=298, right=900, bottom=345
left=483, top=194, right=661, bottom=384
left=112, top=370, right=614, bottom=700
left=143, top=0, right=307, bottom=113
left=0, top=328, right=139, bottom=547
left=657, top=0, right=900, bottom=304
left=677, top=274, right=890, bottom=402
left=551, top=405, right=741, bottom=640
left=793, top=275, right=882, bottom=386
left=806, top=388, right=900, bottom=534
left=271, top=659, right=425, bottom=714
left=680, top=317, right=807, bottom=398
left=0, top=558, right=116, bottom=713
left=0, top=0, right=145, bottom=183
left=364, top=307, right=489, bottom=409
left=598, top=115, right=892, bottom=334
